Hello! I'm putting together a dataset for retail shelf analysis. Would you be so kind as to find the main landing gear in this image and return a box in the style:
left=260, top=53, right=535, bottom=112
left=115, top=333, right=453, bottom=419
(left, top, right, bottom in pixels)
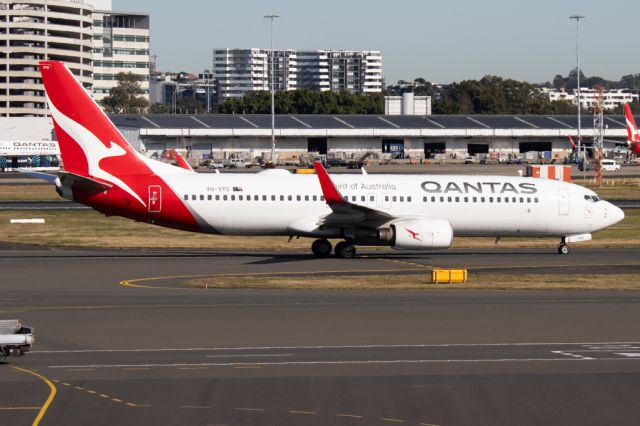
left=311, top=239, right=357, bottom=258
left=558, top=238, right=570, bottom=255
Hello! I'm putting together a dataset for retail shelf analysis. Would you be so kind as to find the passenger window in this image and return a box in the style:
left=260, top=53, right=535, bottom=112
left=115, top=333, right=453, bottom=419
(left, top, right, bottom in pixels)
left=385, top=196, right=389, bottom=202
left=407, top=196, right=412, bottom=202
left=296, top=195, right=301, bottom=201
left=399, top=196, right=404, bottom=202
left=280, top=195, right=284, bottom=201
left=527, top=197, right=531, bottom=203
left=519, top=197, right=524, bottom=203
left=440, top=196, right=444, bottom=202
left=489, top=197, right=493, bottom=203
left=191, top=195, right=196, bottom=201
left=254, top=195, right=259, bottom=201
left=512, top=197, right=517, bottom=203
left=231, top=195, right=235, bottom=201
left=184, top=194, right=188, bottom=201
left=504, top=197, right=509, bottom=203
left=480, top=197, right=485, bottom=203
left=423, top=196, right=427, bottom=202
left=431, top=196, right=436, bottom=202
left=534, top=197, right=539, bottom=203
left=320, top=196, right=325, bottom=201
left=455, top=197, right=459, bottom=202
left=392, top=196, right=397, bottom=202
left=496, top=197, right=501, bottom=203
left=352, top=196, right=357, bottom=202
left=370, top=196, right=374, bottom=202
left=216, top=195, right=220, bottom=201
left=313, top=195, right=317, bottom=201
left=223, top=195, right=228, bottom=201
left=238, top=195, right=243, bottom=201
left=464, top=197, right=468, bottom=202
left=361, top=196, right=365, bottom=202
left=207, top=195, right=212, bottom=201
left=305, top=195, right=309, bottom=201
left=447, top=197, right=452, bottom=202
left=473, top=197, right=477, bottom=202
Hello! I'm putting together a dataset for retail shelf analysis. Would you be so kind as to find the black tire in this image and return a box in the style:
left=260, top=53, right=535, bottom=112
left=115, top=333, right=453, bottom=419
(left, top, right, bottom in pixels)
left=335, top=241, right=356, bottom=258
left=558, top=244, right=570, bottom=255
left=311, top=239, right=332, bottom=257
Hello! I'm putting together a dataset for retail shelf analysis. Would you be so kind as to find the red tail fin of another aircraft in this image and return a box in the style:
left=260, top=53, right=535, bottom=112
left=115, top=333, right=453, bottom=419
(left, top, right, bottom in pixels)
left=624, top=103, right=640, bottom=145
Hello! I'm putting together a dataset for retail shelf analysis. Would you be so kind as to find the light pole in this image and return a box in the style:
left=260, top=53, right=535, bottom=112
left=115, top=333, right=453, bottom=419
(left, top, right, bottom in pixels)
left=264, top=14, right=279, bottom=164
left=570, top=15, right=585, bottom=167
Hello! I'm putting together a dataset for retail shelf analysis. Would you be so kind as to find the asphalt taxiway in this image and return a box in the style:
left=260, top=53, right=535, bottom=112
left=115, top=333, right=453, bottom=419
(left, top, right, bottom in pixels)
left=2, top=247, right=640, bottom=425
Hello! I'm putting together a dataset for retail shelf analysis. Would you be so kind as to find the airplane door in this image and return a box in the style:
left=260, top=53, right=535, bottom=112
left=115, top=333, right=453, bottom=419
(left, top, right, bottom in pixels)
left=558, top=189, right=569, bottom=216
left=148, top=185, right=161, bottom=213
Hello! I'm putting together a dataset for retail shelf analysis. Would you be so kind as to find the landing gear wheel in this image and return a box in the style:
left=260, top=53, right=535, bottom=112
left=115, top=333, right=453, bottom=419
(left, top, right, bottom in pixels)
left=335, top=241, right=357, bottom=259
left=311, top=239, right=332, bottom=257
left=558, top=244, right=570, bottom=255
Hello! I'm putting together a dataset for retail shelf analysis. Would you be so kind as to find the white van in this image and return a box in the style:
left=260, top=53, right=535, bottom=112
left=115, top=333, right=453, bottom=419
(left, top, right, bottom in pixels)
left=601, top=159, right=621, bottom=172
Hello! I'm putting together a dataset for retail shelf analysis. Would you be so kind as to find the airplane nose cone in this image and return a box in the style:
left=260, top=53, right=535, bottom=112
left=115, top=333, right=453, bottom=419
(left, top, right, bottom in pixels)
left=607, top=204, right=625, bottom=226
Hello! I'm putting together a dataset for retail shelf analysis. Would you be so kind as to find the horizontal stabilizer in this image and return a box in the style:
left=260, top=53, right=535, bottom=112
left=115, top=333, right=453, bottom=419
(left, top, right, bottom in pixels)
left=58, top=171, right=112, bottom=193
left=16, top=168, right=60, bottom=185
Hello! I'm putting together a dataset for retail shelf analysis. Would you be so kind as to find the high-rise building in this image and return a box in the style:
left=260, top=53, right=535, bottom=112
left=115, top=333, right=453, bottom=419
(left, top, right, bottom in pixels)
left=0, top=0, right=94, bottom=117
left=91, top=10, right=150, bottom=104
left=213, top=48, right=382, bottom=101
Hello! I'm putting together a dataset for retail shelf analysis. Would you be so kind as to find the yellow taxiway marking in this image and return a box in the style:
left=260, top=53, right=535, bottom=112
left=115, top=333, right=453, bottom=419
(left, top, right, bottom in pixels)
left=382, top=418, right=405, bottom=423
left=99, top=394, right=110, bottom=399
left=288, top=410, right=316, bottom=415
left=234, top=407, right=266, bottom=412
left=337, top=413, right=364, bottom=419
left=112, top=398, right=123, bottom=403
left=86, top=390, right=97, bottom=394
left=74, top=386, right=84, bottom=391
left=11, top=366, right=57, bottom=426
left=0, top=407, right=41, bottom=411
left=119, top=267, right=424, bottom=290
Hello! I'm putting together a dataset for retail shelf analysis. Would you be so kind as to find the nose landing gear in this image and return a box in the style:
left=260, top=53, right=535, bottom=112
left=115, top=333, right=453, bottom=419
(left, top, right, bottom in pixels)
left=558, top=238, right=570, bottom=255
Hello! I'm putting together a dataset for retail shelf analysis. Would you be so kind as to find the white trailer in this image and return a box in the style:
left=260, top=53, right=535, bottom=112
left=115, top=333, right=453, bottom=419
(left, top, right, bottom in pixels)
left=0, top=319, right=35, bottom=358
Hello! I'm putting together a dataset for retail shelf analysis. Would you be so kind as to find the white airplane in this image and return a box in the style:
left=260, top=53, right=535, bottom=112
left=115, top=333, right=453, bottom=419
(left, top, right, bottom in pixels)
left=31, top=61, right=624, bottom=257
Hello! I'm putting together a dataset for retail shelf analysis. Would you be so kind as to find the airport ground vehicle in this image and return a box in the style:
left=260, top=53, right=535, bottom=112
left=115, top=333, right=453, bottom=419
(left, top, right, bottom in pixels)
left=29, top=61, right=625, bottom=258
left=601, top=159, right=621, bottom=172
left=464, top=156, right=475, bottom=164
left=0, top=320, right=35, bottom=358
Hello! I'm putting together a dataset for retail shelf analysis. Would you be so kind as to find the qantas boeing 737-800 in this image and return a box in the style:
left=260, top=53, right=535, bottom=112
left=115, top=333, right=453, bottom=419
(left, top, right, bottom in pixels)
left=29, top=61, right=624, bottom=257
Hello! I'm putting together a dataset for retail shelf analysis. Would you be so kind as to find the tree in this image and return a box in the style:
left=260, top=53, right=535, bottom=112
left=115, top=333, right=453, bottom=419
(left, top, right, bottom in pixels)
left=100, top=72, right=149, bottom=114
left=149, top=103, right=170, bottom=114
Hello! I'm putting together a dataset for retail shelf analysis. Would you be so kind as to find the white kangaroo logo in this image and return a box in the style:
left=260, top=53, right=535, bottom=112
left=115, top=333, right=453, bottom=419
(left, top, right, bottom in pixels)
left=48, top=101, right=146, bottom=207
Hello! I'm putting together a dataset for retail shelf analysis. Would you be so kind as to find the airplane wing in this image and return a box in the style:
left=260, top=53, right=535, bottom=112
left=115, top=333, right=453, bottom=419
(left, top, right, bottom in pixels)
left=313, top=162, right=393, bottom=227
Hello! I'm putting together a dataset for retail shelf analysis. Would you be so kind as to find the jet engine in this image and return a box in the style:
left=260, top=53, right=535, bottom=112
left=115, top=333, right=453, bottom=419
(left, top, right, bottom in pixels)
left=378, top=219, right=453, bottom=250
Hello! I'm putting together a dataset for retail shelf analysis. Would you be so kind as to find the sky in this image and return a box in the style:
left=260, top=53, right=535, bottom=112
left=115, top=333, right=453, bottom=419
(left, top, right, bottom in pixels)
left=114, top=0, right=639, bottom=85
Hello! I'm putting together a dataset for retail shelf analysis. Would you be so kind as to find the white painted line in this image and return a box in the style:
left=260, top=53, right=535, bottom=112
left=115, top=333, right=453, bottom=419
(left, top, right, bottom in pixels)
left=333, top=117, right=355, bottom=128
left=205, top=353, right=293, bottom=358
left=239, top=116, right=259, bottom=128
left=547, top=116, right=574, bottom=129
left=48, top=357, right=630, bottom=369
left=466, top=117, right=491, bottom=128
left=290, top=116, right=312, bottom=128
left=31, top=341, right=640, bottom=354
left=514, top=117, right=538, bottom=129
left=378, top=117, right=400, bottom=128
left=616, top=353, right=640, bottom=358
left=190, top=116, right=210, bottom=128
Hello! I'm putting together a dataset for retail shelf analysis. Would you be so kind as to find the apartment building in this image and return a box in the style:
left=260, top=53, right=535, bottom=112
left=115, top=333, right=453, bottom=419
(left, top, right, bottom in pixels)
left=213, top=48, right=382, bottom=101
left=91, top=9, right=150, bottom=103
left=0, top=0, right=94, bottom=116
left=546, top=88, right=639, bottom=110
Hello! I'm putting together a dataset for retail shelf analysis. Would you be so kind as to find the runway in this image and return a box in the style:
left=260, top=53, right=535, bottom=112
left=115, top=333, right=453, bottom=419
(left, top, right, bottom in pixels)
left=2, top=247, right=640, bottom=425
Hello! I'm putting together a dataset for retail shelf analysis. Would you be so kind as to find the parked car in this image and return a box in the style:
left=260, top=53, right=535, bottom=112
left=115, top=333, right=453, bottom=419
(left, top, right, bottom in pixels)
left=464, top=156, right=475, bottom=164
left=208, top=160, right=224, bottom=169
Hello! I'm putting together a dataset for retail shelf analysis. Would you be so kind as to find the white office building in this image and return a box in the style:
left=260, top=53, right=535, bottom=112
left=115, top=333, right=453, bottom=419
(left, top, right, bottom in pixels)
left=91, top=9, right=150, bottom=103
left=213, top=48, right=382, bottom=101
left=0, top=0, right=94, bottom=117
left=546, top=88, right=639, bottom=110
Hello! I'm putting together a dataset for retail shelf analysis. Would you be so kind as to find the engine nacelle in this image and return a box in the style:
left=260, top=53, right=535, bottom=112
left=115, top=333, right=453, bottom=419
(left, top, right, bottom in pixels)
left=379, top=219, right=453, bottom=250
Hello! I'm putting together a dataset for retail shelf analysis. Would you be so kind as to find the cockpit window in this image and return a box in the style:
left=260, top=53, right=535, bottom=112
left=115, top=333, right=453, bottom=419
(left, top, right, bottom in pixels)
left=584, top=195, right=601, bottom=202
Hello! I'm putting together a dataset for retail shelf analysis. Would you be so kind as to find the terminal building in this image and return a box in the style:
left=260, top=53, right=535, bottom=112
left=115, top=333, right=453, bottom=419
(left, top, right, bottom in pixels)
left=107, top=113, right=631, bottom=161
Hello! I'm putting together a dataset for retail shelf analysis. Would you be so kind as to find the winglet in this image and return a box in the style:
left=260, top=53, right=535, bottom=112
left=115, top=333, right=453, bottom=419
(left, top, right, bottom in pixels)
left=313, top=161, right=344, bottom=204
